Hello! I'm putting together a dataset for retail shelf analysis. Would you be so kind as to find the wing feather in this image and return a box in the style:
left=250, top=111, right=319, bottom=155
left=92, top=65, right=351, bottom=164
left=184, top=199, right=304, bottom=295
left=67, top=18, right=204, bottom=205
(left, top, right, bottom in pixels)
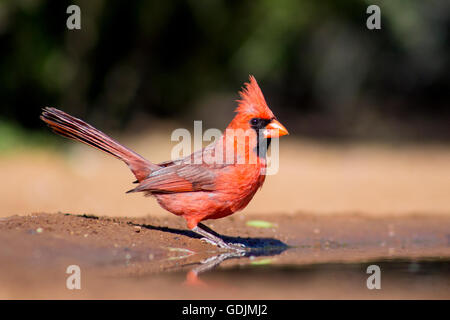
left=127, top=164, right=216, bottom=194
left=128, top=143, right=227, bottom=194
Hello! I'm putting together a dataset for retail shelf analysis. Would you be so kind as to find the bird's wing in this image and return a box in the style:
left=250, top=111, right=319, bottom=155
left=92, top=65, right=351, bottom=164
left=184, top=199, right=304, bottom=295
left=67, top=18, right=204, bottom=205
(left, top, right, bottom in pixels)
left=127, top=163, right=218, bottom=194
left=128, top=146, right=225, bottom=194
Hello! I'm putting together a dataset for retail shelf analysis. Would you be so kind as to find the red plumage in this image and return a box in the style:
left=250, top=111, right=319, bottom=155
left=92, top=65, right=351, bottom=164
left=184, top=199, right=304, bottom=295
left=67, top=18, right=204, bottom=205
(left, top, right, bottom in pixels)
left=40, top=76, right=288, bottom=249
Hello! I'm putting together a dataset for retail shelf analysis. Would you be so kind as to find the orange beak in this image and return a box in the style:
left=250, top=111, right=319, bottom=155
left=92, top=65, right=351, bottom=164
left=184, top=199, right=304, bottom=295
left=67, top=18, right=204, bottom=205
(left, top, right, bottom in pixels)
left=263, top=119, right=289, bottom=138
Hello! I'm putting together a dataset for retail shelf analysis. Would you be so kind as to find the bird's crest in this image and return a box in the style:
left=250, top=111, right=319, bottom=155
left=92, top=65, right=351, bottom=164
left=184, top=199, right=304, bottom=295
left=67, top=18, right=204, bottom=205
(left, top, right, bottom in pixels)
left=235, top=76, right=274, bottom=119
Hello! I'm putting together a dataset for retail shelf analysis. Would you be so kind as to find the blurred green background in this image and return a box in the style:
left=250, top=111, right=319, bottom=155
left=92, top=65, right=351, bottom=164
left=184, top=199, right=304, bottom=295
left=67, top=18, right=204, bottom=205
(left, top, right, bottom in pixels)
left=0, top=0, right=449, bottom=151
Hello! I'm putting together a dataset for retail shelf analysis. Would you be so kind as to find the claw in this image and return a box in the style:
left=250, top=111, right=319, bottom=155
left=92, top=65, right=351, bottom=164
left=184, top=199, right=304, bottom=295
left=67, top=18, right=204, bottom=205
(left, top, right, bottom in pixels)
left=200, top=238, right=246, bottom=252
left=193, top=225, right=247, bottom=252
left=223, top=242, right=247, bottom=252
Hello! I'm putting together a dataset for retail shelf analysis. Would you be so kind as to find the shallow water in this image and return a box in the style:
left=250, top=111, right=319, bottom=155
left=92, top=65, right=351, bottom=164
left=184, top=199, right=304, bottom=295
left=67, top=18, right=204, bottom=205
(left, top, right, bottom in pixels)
left=106, top=240, right=450, bottom=299
left=178, top=255, right=450, bottom=299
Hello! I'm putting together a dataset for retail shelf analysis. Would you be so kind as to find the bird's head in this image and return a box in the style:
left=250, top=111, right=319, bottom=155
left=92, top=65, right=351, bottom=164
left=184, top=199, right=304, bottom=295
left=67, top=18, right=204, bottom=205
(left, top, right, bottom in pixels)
left=227, top=76, right=289, bottom=139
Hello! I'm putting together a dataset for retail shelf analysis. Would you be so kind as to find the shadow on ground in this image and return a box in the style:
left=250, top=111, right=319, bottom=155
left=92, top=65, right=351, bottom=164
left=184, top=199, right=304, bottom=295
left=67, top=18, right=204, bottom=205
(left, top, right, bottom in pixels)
left=130, top=220, right=289, bottom=251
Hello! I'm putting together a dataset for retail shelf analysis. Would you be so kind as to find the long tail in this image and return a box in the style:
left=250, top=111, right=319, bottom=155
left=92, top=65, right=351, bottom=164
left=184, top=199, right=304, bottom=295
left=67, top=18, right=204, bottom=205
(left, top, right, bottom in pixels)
left=40, top=107, right=159, bottom=182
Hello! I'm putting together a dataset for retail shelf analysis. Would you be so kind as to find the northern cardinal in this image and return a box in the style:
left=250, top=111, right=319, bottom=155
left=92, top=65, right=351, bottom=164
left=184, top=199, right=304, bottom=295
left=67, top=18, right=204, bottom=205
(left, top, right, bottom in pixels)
left=40, top=76, right=288, bottom=250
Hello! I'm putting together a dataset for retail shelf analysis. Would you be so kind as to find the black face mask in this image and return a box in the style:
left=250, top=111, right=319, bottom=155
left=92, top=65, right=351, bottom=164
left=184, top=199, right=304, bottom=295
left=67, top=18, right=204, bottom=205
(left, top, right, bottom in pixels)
left=249, top=118, right=273, bottom=158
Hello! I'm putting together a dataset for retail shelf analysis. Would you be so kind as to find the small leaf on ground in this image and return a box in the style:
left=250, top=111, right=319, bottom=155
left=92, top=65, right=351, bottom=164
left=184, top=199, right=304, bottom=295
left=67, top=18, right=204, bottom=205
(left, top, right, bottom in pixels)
left=246, top=220, right=275, bottom=228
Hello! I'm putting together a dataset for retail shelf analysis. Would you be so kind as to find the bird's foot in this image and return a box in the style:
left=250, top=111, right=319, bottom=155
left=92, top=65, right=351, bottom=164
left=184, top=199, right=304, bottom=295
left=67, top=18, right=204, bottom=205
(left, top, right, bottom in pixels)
left=200, top=237, right=247, bottom=252
left=220, top=241, right=247, bottom=252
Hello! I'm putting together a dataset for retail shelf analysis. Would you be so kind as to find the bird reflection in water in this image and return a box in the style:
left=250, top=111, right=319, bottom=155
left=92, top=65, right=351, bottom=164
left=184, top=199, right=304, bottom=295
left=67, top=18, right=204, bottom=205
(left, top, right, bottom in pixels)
left=182, top=233, right=290, bottom=287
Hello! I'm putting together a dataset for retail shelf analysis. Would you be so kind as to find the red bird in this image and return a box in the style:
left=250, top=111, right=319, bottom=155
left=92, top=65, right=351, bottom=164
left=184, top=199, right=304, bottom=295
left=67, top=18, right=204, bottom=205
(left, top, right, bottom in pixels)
left=40, top=76, right=288, bottom=250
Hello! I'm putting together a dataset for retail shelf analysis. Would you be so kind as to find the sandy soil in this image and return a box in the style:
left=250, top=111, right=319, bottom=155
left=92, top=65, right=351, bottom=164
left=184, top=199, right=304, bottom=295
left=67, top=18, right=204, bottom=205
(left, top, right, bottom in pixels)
left=1, top=212, right=449, bottom=299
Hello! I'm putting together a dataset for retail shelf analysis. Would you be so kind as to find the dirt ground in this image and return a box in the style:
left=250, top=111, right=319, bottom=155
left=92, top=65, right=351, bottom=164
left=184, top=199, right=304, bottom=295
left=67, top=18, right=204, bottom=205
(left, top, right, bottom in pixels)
left=0, top=212, right=449, bottom=299
left=1, top=137, right=449, bottom=299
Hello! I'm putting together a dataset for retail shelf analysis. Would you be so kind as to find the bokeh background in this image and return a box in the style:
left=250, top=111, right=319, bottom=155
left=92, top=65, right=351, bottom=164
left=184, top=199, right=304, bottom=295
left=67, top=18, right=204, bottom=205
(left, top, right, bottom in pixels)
left=0, top=0, right=449, bottom=217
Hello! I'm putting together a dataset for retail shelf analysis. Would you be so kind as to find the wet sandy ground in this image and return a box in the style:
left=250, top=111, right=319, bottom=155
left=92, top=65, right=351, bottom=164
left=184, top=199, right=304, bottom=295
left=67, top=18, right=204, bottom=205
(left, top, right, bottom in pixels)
left=1, top=212, right=449, bottom=299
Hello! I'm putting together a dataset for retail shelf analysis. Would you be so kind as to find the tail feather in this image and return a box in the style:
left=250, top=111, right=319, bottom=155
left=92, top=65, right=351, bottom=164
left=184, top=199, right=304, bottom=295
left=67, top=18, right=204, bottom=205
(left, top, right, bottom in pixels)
left=40, top=107, right=159, bottom=182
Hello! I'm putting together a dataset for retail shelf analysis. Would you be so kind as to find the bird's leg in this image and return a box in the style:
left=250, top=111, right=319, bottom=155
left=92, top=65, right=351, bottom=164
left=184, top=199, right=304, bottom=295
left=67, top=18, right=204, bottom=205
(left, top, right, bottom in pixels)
left=192, top=225, right=229, bottom=248
left=192, top=223, right=246, bottom=251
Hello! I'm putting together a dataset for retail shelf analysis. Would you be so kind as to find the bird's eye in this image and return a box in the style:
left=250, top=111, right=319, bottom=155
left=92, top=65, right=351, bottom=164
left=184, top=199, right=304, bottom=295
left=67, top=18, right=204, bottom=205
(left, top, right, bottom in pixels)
left=250, top=118, right=259, bottom=126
